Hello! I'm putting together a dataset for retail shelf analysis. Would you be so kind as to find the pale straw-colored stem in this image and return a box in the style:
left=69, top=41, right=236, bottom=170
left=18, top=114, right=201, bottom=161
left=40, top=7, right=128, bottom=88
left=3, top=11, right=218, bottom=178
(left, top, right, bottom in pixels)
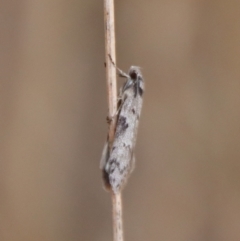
left=103, top=1, right=124, bottom=241
left=111, top=191, right=123, bottom=241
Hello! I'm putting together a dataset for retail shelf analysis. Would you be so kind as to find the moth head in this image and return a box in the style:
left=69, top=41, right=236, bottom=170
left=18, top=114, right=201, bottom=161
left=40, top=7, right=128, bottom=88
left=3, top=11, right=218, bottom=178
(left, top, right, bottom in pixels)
left=122, top=66, right=144, bottom=94
left=128, top=66, right=142, bottom=82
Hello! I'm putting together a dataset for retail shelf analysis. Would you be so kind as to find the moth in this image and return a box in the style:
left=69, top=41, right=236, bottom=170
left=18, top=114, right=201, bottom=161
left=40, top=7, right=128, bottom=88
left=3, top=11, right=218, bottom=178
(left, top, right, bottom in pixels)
left=100, top=65, right=144, bottom=193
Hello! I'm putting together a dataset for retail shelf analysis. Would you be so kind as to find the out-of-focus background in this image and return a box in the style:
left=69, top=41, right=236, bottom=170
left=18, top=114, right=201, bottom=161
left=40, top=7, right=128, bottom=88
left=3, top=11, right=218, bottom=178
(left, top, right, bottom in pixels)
left=1, top=0, right=240, bottom=240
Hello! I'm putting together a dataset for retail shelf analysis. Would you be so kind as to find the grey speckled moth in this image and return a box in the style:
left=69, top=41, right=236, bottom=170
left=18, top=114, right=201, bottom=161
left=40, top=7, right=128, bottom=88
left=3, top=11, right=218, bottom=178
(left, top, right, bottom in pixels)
left=100, top=66, right=144, bottom=193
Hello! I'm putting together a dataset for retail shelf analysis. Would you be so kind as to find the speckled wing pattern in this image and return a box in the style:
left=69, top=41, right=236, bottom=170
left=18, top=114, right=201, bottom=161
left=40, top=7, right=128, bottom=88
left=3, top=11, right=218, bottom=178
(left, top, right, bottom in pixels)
left=101, top=66, right=144, bottom=193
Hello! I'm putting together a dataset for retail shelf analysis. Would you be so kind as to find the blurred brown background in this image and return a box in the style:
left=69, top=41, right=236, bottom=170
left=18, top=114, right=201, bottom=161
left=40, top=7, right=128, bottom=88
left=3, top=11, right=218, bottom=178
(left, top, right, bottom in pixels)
left=1, top=0, right=240, bottom=240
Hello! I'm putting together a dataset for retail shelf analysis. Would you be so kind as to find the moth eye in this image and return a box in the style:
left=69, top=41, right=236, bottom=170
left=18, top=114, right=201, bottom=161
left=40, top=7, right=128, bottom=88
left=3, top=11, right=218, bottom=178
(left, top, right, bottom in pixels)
left=129, top=71, right=137, bottom=80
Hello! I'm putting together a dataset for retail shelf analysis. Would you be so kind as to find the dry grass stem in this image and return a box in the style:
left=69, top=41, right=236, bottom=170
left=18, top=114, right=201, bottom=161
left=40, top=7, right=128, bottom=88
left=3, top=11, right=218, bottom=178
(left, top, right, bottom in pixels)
left=103, top=0, right=124, bottom=241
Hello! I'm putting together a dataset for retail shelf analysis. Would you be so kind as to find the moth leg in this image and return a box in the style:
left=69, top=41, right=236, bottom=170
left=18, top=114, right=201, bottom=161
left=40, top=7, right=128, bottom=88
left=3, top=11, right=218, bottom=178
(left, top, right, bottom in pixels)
left=106, top=96, right=125, bottom=124
left=117, top=69, right=129, bottom=78
left=106, top=116, right=114, bottom=124
left=108, top=54, right=129, bottom=79
left=106, top=110, right=119, bottom=124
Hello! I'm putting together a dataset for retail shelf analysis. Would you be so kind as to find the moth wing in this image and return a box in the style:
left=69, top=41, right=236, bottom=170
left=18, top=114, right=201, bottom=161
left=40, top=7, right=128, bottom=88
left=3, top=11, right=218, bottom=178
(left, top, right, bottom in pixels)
left=110, top=93, right=143, bottom=191
left=130, top=154, right=135, bottom=173
left=100, top=142, right=109, bottom=169
left=107, top=143, right=133, bottom=192
left=104, top=76, right=143, bottom=193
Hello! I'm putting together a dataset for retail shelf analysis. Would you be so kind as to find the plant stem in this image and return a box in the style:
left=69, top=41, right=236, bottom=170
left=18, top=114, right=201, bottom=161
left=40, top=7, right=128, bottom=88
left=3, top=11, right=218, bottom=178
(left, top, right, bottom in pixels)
left=103, top=1, right=124, bottom=241
left=112, top=192, right=123, bottom=241
left=104, top=0, right=117, bottom=124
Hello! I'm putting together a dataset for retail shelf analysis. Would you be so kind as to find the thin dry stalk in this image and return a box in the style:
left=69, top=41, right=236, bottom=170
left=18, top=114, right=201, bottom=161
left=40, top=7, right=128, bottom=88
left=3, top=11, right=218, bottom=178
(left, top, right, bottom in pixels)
left=111, top=192, right=123, bottom=241
left=103, top=0, right=124, bottom=241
